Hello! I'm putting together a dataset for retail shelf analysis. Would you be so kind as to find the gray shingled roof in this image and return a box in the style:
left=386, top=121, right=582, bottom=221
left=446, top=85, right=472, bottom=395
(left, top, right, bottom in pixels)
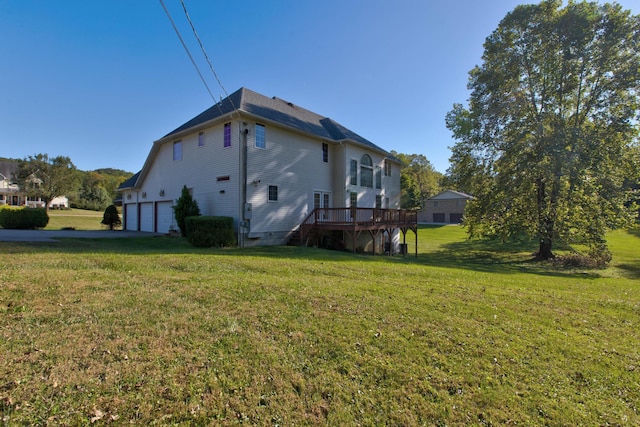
left=163, top=87, right=390, bottom=154
left=117, top=171, right=140, bottom=190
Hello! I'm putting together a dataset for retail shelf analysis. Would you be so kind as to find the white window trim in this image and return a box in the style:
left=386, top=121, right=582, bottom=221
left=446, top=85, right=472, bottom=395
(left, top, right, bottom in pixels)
left=255, top=123, right=266, bottom=149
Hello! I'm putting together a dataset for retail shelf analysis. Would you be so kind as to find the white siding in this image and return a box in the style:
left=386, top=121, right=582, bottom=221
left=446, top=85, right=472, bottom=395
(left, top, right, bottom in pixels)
left=343, top=145, right=400, bottom=209
left=245, top=123, right=332, bottom=236
left=135, top=121, right=242, bottom=223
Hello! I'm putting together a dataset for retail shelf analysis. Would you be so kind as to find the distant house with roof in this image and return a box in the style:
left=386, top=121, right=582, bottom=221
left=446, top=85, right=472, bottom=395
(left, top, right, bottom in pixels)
left=418, top=189, right=473, bottom=224
left=118, top=87, right=417, bottom=253
left=0, top=160, right=69, bottom=209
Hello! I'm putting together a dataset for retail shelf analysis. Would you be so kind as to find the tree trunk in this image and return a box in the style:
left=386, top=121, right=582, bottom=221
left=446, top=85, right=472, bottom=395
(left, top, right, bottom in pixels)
left=534, top=239, right=555, bottom=260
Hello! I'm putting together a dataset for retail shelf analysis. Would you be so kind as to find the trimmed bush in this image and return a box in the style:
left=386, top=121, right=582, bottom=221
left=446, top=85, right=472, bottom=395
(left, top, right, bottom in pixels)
left=174, top=185, right=200, bottom=237
left=0, top=207, right=49, bottom=229
left=101, top=205, right=122, bottom=230
left=185, top=216, right=235, bottom=248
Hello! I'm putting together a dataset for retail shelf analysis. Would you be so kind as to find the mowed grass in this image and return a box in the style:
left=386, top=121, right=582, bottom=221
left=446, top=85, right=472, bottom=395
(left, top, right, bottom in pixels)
left=45, top=209, right=106, bottom=231
left=0, top=226, right=638, bottom=425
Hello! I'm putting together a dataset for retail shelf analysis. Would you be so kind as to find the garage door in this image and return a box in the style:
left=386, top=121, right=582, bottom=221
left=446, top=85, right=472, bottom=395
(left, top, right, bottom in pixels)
left=433, top=213, right=445, bottom=223
left=156, top=201, right=174, bottom=234
left=139, top=203, right=154, bottom=232
left=125, top=204, right=138, bottom=231
left=450, top=213, right=463, bottom=224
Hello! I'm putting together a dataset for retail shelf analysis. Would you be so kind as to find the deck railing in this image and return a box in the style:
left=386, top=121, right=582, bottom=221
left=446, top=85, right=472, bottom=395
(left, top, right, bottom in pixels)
left=299, top=208, right=417, bottom=243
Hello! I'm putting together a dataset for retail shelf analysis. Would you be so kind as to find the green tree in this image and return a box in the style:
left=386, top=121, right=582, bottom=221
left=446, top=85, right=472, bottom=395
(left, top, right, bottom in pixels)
left=74, top=171, right=112, bottom=211
left=392, top=152, right=443, bottom=209
left=173, top=185, right=200, bottom=237
left=15, top=154, right=80, bottom=210
left=101, top=205, right=122, bottom=230
left=446, top=0, right=640, bottom=261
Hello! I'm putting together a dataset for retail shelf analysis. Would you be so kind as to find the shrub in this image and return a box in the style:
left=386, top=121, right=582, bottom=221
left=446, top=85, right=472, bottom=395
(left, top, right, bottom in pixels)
left=185, top=216, right=235, bottom=248
left=101, top=205, right=122, bottom=230
left=174, top=185, right=200, bottom=237
left=0, top=207, right=49, bottom=229
left=553, top=245, right=612, bottom=269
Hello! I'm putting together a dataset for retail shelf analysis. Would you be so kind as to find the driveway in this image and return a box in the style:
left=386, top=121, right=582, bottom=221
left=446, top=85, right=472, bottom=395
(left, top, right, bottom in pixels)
left=0, top=229, right=162, bottom=242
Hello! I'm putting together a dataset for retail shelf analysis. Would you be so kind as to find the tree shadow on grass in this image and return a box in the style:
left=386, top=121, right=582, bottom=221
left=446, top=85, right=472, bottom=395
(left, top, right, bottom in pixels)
left=0, top=232, right=613, bottom=280
left=405, top=233, right=604, bottom=279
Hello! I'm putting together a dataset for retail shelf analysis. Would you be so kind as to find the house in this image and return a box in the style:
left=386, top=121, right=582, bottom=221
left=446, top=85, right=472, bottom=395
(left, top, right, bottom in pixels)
left=418, top=189, right=473, bottom=223
left=118, top=87, right=417, bottom=253
left=0, top=160, right=21, bottom=206
left=0, top=160, right=69, bottom=208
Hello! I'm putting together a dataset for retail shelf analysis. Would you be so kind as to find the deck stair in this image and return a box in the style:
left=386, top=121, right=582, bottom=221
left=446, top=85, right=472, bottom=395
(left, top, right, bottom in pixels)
left=289, top=207, right=418, bottom=256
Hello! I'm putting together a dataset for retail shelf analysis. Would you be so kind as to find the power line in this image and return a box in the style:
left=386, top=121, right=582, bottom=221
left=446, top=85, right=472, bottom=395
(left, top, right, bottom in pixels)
left=158, top=0, right=216, bottom=102
left=178, top=0, right=238, bottom=113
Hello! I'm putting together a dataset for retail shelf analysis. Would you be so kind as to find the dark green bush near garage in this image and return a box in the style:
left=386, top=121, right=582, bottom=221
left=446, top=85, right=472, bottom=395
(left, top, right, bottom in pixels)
left=0, top=207, right=49, bottom=229
left=185, top=216, right=235, bottom=247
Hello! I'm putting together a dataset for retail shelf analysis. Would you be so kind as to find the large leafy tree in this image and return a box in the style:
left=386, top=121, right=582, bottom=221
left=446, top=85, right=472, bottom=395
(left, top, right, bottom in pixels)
left=15, top=154, right=81, bottom=210
left=446, top=0, right=640, bottom=261
left=392, top=152, right=443, bottom=209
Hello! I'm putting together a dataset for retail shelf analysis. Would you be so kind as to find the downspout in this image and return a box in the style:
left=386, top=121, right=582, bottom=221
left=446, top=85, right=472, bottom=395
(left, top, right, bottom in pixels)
left=239, top=122, right=249, bottom=247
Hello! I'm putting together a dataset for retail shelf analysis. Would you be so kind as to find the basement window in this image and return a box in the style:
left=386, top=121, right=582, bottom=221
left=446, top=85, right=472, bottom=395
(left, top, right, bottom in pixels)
left=268, top=185, right=278, bottom=202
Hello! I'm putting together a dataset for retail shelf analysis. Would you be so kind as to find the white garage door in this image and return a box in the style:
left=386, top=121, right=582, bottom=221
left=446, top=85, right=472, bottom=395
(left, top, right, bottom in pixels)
left=156, top=201, right=174, bottom=234
left=125, top=204, right=138, bottom=231
left=139, top=203, right=154, bottom=232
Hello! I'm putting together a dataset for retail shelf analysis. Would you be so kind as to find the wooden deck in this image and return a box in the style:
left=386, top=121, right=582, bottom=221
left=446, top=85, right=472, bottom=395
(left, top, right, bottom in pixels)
left=296, top=208, right=418, bottom=256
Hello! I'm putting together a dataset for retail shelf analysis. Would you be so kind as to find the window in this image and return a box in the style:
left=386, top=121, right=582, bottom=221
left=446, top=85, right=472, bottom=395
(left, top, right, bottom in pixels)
left=268, top=185, right=278, bottom=201
left=375, top=166, right=382, bottom=189
left=198, top=132, right=204, bottom=147
left=360, top=154, right=373, bottom=188
left=350, top=192, right=358, bottom=208
left=375, top=195, right=382, bottom=209
left=322, top=143, right=328, bottom=163
left=224, top=123, right=231, bottom=148
left=385, top=197, right=389, bottom=209
left=384, top=159, right=391, bottom=177
left=255, top=124, right=266, bottom=149
left=349, top=159, right=358, bottom=185
left=217, top=175, right=230, bottom=182
left=173, top=141, right=182, bottom=161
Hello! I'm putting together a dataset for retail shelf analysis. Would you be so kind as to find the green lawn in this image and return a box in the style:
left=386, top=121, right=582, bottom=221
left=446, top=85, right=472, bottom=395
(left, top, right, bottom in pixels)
left=0, top=226, right=638, bottom=425
left=44, top=208, right=107, bottom=231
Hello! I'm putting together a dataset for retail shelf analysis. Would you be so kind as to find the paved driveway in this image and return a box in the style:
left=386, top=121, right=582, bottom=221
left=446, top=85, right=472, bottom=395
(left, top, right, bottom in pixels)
left=0, top=229, right=161, bottom=242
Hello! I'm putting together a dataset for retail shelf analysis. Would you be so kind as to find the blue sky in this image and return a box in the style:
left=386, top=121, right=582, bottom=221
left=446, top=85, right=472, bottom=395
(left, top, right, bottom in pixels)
left=1, top=1, right=638, bottom=174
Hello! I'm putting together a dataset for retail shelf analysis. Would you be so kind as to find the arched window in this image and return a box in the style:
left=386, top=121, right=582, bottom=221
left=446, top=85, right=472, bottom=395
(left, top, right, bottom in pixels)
left=360, top=154, right=373, bottom=188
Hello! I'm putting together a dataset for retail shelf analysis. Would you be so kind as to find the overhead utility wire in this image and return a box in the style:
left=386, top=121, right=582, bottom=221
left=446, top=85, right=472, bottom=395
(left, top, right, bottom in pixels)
left=158, top=0, right=216, bottom=102
left=179, top=0, right=238, bottom=114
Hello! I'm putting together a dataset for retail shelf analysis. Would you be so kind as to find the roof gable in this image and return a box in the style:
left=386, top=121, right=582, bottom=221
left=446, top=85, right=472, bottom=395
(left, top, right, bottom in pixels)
left=429, top=190, right=473, bottom=200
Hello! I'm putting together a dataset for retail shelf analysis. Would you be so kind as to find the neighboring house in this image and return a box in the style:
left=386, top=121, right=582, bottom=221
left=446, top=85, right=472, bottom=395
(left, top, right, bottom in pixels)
left=119, top=87, right=417, bottom=253
left=0, top=160, right=69, bottom=208
left=0, top=160, right=21, bottom=206
left=418, top=189, right=473, bottom=224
